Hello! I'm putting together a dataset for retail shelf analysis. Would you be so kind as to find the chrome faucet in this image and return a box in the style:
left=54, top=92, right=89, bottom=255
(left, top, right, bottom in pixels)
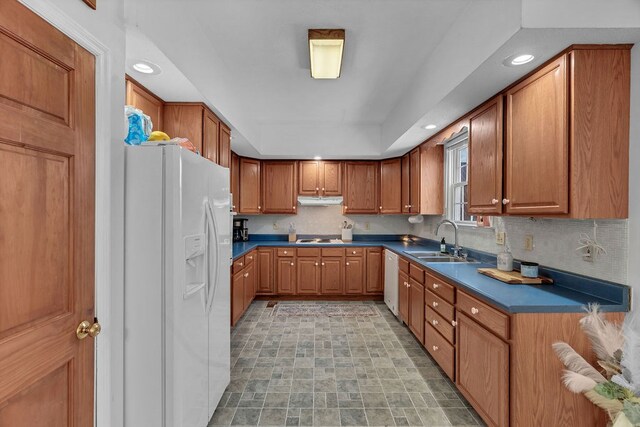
left=435, top=219, right=461, bottom=257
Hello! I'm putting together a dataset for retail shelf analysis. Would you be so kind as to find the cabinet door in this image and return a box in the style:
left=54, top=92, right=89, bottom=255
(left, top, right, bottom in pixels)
left=343, top=162, right=378, bottom=214
left=231, top=152, right=240, bottom=212
left=163, top=104, right=204, bottom=155
left=401, top=154, right=410, bottom=213
left=239, top=158, right=261, bottom=214
left=297, top=258, right=320, bottom=295
left=276, top=257, right=296, bottom=294
left=203, top=110, right=220, bottom=164
left=409, top=148, right=421, bottom=214
left=232, top=270, right=244, bottom=325
left=366, top=248, right=383, bottom=293
left=398, top=271, right=409, bottom=323
left=420, top=143, right=445, bottom=215
left=262, top=161, right=297, bottom=214
left=243, top=263, right=255, bottom=310
left=218, top=124, right=231, bottom=168
left=469, top=97, right=503, bottom=214
left=408, top=278, right=425, bottom=343
left=505, top=55, right=569, bottom=215
left=380, top=159, right=402, bottom=214
left=321, top=257, right=344, bottom=294
left=457, top=313, right=509, bottom=427
left=320, top=161, right=342, bottom=196
left=344, top=256, right=365, bottom=294
left=299, top=161, right=320, bottom=196
left=125, top=77, right=164, bottom=131
left=257, top=248, right=275, bottom=294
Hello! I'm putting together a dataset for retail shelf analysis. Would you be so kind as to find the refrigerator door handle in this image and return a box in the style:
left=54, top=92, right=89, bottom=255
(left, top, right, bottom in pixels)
left=204, top=200, right=219, bottom=314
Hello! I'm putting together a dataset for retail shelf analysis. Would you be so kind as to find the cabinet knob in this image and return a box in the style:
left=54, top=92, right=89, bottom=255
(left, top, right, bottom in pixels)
left=451, top=320, right=457, bottom=327
left=408, top=204, right=412, bottom=208
left=248, top=256, right=252, bottom=260
left=407, top=283, right=411, bottom=288
left=316, top=187, right=319, bottom=191
left=404, top=282, right=408, bottom=287
left=432, top=345, right=439, bottom=351
left=322, top=262, right=325, bottom=266
left=321, top=188, right=325, bottom=191
left=283, top=251, right=287, bottom=254
left=502, top=199, right=510, bottom=205
left=432, top=319, right=438, bottom=326
left=433, top=283, right=439, bottom=289
left=379, top=206, right=382, bottom=210
left=491, top=198, right=499, bottom=205
left=352, top=251, right=356, bottom=255
left=258, top=205, right=262, bottom=210
left=244, top=272, right=249, bottom=278
left=471, top=307, right=479, bottom=315
left=239, top=262, right=243, bottom=267
left=232, top=205, right=236, bottom=209
left=346, top=262, right=350, bottom=266
left=290, top=262, right=294, bottom=266
left=432, top=301, right=438, bottom=308
left=315, top=262, right=319, bottom=266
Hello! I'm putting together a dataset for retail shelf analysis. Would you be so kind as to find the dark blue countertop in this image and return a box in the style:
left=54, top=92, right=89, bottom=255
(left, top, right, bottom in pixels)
left=232, top=235, right=630, bottom=314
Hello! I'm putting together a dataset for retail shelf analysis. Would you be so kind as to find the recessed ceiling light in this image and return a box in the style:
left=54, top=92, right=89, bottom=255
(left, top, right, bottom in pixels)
left=132, top=61, right=161, bottom=75
left=309, top=29, right=345, bottom=79
left=314, top=156, right=322, bottom=160
left=423, top=124, right=437, bottom=130
left=503, top=54, right=535, bottom=67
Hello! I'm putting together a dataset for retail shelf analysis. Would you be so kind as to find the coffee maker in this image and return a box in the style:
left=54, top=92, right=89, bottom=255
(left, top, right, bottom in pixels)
left=233, top=218, right=249, bottom=242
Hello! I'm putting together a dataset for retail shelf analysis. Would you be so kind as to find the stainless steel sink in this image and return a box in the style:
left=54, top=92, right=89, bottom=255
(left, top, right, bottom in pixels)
left=403, top=251, right=444, bottom=257
left=403, top=250, right=476, bottom=263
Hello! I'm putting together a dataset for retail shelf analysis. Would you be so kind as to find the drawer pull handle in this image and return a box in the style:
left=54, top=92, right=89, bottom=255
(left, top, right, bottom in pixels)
left=471, top=307, right=479, bottom=315
left=432, top=302, right=438, bottom=308
left=451, top=320, right=457, bottom=327
left=433, top=283, right=439, bottom=289
left=432, top=345, right=438, bottom=351
left=432, top=320, right=438, bottom=326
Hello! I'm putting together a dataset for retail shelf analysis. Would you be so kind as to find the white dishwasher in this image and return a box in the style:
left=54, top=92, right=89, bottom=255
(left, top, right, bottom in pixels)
left=384, top=249, right=399, bottom=317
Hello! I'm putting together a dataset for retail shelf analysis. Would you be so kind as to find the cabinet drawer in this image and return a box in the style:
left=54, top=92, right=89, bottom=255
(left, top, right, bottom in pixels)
left=425, top=273, right=455, bottom=304
left=425, top=305, right=455, bottom=344
left=322, top=247, right=345, bottom=257
left=409, top=264, right=425, bottom=284
left=457, top=291, right=509, bottom=340
left=425, top=324, right=455, bottom=381
left=297, top=247, right=321, bottom=257
left=233, top=256, right=245, bottom=273
left=244, top=251, right=256, bottom=266
left=424, top=290, right=454, bottom=321
left=399, top=257, right=409, bottom=274
left=346, top=247, right=364, bottom=256
left=277, top=248, right=294, bottom=257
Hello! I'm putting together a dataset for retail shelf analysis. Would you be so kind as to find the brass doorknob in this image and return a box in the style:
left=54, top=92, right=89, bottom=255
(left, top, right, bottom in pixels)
left=77, top=320, right=101, bottom=339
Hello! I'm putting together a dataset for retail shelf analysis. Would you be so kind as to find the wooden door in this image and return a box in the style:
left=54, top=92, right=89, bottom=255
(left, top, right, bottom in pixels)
left=457, top=313, right=509, bottom=427
left=320, top=161, right=342, bottom=196
left=0, top=4, right=96, bottom=424
left=401, top=154, right=410, bottom=213
left=232, top=270, right=244, bottom=325
left=469, top=97, right=503, bottom=214
left=420, top=143, right=445, bottom=215
left=203, top=109, right=220, bottom=164
left=380, top=159, right=402, bottom=214
left=296, top=258, right=320, bottom=295
left=398, top=271, right=409, bottom=323
left=262, top=161, right=297, bottom=214
left=365, top=248, right=383, bottom=293
left=343, top=162, right=378, bottom=214
left=230, top=152, right=240, bottom=211
left=163, top=104, right=204, bottom=155
left=239, top=158, right=261, bottom=214
left=321, top=257, right=344, bottom=294
left=218, top=124, right=231, bottom=168
left=276, top=258, right=296, bottom=294
left=257, top=248, right=275, bottom=294
left=408, top=279, right=425, bottom=343
left=409, top=148, right=421, bottom=214
left=125, top=76, right=164, bottom=131
left=299, top=160, right=320, bottom=196
left=344, top=256, right=365, bottom=294
left=505, top=55, right=569, bottom=215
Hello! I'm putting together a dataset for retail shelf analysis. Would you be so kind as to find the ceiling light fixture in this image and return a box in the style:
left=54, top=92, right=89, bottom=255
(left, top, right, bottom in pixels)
left=309, top=29, right=345, bottom=79
left=132, top=60, right=161, bottom=75
left=423, top=124, right=437, bottom=130
left=503, top=53, right=535, bottom=67
left=314, top=156, right=322, bottom=160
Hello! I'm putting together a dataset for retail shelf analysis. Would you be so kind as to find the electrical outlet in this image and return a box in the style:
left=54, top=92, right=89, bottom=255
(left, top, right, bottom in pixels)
left=364, top=222, right=370, bottom=231
left=582, top=245, right=594, bottom=262
left=524, top=235, right=534, bottom=251
left=496, top=232, right=505, bottom=245
left=272, top=222, right=279, bottom=230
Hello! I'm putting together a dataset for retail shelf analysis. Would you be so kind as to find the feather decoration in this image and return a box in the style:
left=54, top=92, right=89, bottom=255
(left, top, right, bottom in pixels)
left=562, top=370, right=599, bottom=393
left=618, top=310, right=640, bottom=396
left=585, top=389, right=624, bottom=419
left=599, top=360, right=623, bottom=378
left=553, top=342, right=607, bottom=383
left=579, top=304, right=624, bottom=362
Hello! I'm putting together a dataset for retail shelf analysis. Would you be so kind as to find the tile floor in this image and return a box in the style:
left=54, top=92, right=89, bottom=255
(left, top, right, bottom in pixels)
left=209, top=301, right=485, bottom=426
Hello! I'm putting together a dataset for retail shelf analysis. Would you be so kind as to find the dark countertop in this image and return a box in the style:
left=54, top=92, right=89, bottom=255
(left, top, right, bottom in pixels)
left=232, top=235, right=630, bottom=314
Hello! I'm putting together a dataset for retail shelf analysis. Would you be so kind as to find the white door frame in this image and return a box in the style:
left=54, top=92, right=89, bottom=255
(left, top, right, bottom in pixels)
left=18, top=1, right=113, bottom=426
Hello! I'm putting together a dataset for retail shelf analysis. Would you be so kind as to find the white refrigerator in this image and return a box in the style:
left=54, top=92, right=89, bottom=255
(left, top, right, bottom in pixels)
left=124, top=145, right=231, bottom=427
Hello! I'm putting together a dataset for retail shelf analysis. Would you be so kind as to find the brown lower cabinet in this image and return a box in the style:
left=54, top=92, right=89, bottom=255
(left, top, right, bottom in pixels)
left=256, top=248, right=275, bottom=294
left=398, top=270, right=410, bottom=323
left=344, top=256, right=365, bottom=294
left=276, top=256, right=296, bottom=294
left=231, top=251, right=257, bottom=326
left=365, top=248, right=383, bottom=293
left=408, top=278, right=425, bottom=344
left=297, top=256, right=321, bottom=295
left=321, top=257, right=345, bottom=294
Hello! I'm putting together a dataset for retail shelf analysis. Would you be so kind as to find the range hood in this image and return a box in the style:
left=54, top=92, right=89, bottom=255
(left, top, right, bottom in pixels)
left=297, top=196, right=343, bottom=207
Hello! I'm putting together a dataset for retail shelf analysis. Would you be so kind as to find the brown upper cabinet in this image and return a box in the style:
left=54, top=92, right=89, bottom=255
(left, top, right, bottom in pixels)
left=239, top=157, right=261, bottom=214
left=380, top=158, right=402, bottom=214
left=504, top=46, right=630, bottom=218
left=419, top=143, right=445, bottom=215
left=230, top=152, right=240, bottom=211
left=262, top=161, right=297, bottom=214
left=401, top=154, right=411, bottom=214
left=298, top=160, right=342, bottom=196
left=468, top=96, right=504, bottom=215
left=408, top=148, right=421, bottom=214
left=219, top=124, right=231, bottom=168
left=202, top=109, right=220, bottom=164
left=343, top=161, right=379, bottom=214
left=125, top=76, right=164, bottom=131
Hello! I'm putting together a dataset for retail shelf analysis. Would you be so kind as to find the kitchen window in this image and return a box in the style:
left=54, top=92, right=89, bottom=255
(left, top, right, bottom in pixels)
left=445, top=131, right=476, bottom=225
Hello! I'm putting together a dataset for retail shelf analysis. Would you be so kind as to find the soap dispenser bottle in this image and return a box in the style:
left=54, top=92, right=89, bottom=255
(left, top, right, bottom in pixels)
left=440, top=237, right=447, bottom=254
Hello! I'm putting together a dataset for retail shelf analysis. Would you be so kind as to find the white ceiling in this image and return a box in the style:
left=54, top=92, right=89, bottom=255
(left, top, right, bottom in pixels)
left=125, top=0, right=640, bottom=158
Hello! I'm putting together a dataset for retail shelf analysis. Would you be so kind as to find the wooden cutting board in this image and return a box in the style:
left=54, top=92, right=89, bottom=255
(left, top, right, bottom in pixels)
left=477, top=268, right=553, bottom=285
